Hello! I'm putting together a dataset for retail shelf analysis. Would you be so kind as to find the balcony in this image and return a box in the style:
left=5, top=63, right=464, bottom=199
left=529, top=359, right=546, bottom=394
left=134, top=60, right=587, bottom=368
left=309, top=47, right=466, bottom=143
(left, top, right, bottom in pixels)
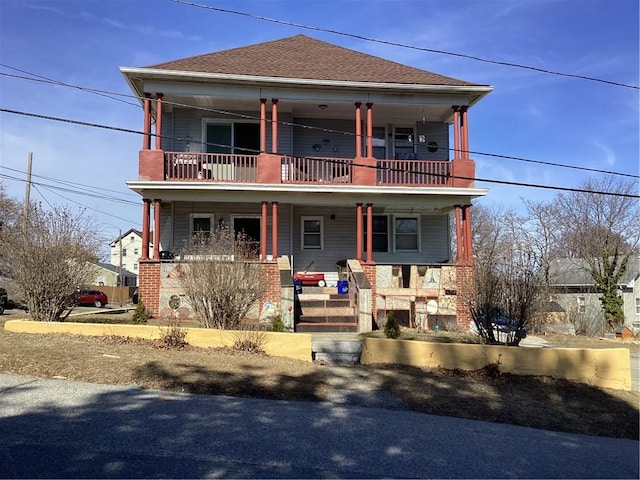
left=162, top=152, right=457, bottom=187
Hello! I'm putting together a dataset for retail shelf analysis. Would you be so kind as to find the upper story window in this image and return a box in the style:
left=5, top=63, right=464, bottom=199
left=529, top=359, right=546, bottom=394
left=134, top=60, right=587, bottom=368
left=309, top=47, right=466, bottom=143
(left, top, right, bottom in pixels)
left=122, top=249, right=127, bottom=257
left=635, top=297, right=640, bottom=315
left=394, top=217, right=419, bottom=252
left=301, top=216, right=323, bottom=250
left=134, top=248, right=139, bottom=256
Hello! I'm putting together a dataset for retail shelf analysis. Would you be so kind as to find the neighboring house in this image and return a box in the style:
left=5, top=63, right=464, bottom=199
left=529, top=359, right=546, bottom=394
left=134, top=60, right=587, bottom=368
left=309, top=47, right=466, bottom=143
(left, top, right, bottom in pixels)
left=120, top=34, right=493, bottom=331
left=109, top=228, right=154, bottom=281
left=548, top=257, right=640, bottom=335
left=90, top=262, right=138, bottom=288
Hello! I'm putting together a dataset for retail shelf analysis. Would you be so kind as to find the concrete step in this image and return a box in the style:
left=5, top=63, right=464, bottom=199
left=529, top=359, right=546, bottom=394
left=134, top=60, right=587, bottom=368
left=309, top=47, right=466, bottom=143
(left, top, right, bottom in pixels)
left=312, top=339, right=363, bottom=365
left=299, top=314, right=357, bottom=324
left=300, top=306, right=354, bottom=316
left=299, top=299, right=351, bottom=308
left=296, top=322, right=359, bottom=333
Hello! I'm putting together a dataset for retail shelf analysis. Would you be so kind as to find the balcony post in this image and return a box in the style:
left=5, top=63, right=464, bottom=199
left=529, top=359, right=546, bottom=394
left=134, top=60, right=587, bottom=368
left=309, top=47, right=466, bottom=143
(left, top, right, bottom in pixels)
left=271, top=99, right=278, bottom=154
left=460, top=106, right=469, bottom=159
left=452, top=106, right=460, bottom=160
left=260, top=98, right=267, bottom=153
left=366, top=103, right=373, bottom=158
left=354, top=102, right=362, bottom=158
left=463, top=204, right=473, bottom=264
left=143, top=94, right=151, bottom=150
left=155, top=93, right=163, bottom=150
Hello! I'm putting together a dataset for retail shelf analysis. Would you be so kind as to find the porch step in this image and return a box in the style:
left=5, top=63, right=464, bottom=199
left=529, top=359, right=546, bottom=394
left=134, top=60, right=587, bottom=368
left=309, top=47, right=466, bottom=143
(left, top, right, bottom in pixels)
left=297, top=322, right=359, bottom=334
left=296, top=290, right=357, bottom=333
left=312, top=336, right=363, bottom=364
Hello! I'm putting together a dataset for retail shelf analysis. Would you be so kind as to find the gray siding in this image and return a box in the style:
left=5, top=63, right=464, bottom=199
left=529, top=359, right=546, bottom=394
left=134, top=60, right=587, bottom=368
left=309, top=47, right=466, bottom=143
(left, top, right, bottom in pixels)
left=416, top=122, right=449, bottom=160
left=293, top=118, right=355, bottom=159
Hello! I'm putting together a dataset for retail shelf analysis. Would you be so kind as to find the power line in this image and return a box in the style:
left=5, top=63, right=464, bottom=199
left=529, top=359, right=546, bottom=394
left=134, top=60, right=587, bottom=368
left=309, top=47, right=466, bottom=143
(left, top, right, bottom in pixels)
left=1, top=108, right=637, bottom=200
left=170, top=0, right=639, bottom=91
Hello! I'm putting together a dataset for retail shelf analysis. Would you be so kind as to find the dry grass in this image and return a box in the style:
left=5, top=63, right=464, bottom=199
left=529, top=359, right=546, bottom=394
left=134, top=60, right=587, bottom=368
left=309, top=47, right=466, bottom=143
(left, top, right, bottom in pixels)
left=1, top=310, right=638, bottom=440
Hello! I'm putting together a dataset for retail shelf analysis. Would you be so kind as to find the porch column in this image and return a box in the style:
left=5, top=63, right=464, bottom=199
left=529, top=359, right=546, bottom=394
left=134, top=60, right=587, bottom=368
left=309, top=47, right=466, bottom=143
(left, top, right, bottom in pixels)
left=155, top=93, right=163, bottom=150
left=356, top=203, right=363, bottom=261
left=354, top=102, right=362, bottom=158
left=460, top=106, right=469, bottom=159
left=366, top=103, right=373, bottom=157
left=260, top=201, right=268, bottom=260
left=366, top=203, right=373, bottom=264
left=463, top=204, right=473, bottom=264
left=454, top=206, right=463, bottom=263
left=152, top=199, right=161, bottom=260
left=271, top=99, right=278, bottom=154
left=143, top=95, right=151, bottom=150
left=271, top=201, right=278, bottom=259
left=452, top=106, right=460, bottom=160
left=260, top=98, right=267, bottom=153
left=142, top=199, right=151, bottom=260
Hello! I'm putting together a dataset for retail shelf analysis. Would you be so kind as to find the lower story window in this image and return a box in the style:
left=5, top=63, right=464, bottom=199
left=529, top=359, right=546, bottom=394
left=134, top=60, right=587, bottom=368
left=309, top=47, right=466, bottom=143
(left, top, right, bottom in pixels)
left=394, top=217, right=419, bottom=252
left=364, top=215, right=389, bottom=252
left=190, top=214, right=214, bottom=239
left=577, top=296, right=586, bottom=314
left=301, top=216, right=323, bottom=250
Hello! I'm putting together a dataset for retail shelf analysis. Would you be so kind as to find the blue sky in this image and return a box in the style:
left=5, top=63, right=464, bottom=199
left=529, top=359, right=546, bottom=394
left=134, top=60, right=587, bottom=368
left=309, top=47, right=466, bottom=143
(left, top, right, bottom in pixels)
left=1, top=0, right=638, bottom=245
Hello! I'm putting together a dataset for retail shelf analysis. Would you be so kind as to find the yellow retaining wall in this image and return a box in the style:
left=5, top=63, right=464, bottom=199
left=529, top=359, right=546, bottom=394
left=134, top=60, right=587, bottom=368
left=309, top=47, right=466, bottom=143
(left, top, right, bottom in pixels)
left=361, top=338, right=632, bottom=391
left=5, top=320, right=312, bottom=362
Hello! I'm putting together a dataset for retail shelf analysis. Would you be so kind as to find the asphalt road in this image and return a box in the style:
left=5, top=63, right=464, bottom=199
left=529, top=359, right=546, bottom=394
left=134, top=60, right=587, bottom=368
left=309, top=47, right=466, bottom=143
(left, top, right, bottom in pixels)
left=1, top=374, right=638, bottom=479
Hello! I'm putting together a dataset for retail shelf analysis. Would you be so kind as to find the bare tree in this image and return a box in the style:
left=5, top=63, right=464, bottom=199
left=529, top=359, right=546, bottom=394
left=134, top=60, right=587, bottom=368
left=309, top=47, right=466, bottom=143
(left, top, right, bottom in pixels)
left=471, top=204, right=545, bottom=345
left=525, top=176, right=639, bottom=330
left=178, top=226, right=263, bottom=329
left=0, top=204, right=102, bottom=321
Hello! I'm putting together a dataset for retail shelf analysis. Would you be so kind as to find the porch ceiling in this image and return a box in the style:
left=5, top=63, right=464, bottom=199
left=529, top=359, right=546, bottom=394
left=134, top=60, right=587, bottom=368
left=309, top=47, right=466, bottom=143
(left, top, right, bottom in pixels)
left=126, top=181, right=487, bottom=213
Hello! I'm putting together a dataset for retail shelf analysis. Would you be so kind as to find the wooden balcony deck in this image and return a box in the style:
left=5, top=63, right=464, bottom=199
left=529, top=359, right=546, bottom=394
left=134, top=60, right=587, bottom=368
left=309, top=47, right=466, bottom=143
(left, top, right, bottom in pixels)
left=163, top=152, right=453, bottom=187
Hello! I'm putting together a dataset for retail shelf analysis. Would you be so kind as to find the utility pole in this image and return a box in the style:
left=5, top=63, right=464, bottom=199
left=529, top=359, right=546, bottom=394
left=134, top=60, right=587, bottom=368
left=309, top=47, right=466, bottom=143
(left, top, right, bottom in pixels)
left=119, top=229, right=123, bottom=307
left=22, top=152, right=32, bottom=234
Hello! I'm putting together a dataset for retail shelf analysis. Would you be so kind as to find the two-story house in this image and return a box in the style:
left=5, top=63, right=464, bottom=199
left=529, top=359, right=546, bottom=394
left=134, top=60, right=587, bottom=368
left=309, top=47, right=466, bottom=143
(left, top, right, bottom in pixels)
left=120, top=34, right=493, bottom=331
left=109, top=228, right=154, bottom=285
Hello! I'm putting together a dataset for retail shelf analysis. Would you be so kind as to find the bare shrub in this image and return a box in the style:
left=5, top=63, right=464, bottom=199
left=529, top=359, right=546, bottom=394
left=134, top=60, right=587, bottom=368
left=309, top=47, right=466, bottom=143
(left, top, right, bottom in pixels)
left=178, top=226, right=263, bottom=329
left=0, top=204, right=102, bottom=322
left=231, top=326, right=268, bottom=354
left=159, top=318, right=188, bottom=349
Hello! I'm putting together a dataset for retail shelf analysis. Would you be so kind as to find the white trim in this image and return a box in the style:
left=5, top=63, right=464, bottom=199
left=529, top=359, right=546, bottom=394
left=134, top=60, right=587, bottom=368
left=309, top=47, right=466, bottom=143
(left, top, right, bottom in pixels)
left=301, top=216, right=324, bottom=250
left=393, top=215, right=421, bottom=253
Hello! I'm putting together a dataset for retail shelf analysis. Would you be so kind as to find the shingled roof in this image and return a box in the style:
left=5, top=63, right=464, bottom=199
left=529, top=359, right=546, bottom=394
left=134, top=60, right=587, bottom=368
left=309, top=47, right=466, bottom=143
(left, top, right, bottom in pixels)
left=146, top=34, right=478, bottom=87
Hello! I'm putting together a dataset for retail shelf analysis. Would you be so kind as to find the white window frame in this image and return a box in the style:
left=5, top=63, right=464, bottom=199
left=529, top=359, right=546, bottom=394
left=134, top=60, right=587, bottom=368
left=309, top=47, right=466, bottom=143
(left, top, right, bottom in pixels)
left=202, top=118, right=260, bottom=154
left=301, top=216, right=324, bottom=250
left=393, top=215, right=420, bottom=252
left=189, top=213, right=215, bottom=238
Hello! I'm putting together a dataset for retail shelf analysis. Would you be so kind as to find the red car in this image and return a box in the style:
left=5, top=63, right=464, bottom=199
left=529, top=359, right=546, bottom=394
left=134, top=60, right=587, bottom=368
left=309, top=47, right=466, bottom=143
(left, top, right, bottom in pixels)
left=75, top=289, right=108, bottom=308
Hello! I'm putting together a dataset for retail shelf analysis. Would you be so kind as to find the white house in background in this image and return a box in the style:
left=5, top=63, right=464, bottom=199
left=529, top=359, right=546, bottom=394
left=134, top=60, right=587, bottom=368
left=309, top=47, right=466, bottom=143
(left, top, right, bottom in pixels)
left=109, top=229, right=154, bottom=281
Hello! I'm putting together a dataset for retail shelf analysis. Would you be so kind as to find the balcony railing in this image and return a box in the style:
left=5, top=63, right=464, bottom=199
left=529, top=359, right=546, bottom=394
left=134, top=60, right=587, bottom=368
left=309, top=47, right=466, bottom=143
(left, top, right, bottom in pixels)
left=377, top=160, right=450, bottom=186
left=281, top=156, right=353, bottom=184
left=163, top=152, right=452, bottom=186
left=165, top=152, right=257, bottom=182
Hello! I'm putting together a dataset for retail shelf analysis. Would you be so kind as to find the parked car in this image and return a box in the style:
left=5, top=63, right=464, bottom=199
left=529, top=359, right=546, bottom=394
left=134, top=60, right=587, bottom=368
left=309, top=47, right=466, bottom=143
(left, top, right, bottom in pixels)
left=0, top=287, right=7, bottom=314
left=75, top=289, right=108, bottom=308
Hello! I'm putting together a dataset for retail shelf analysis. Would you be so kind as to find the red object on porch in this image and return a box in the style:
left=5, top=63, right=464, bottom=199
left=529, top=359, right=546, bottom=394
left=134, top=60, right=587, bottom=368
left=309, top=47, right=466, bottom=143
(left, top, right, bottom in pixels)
left=293, top=272, right=326, bottom=286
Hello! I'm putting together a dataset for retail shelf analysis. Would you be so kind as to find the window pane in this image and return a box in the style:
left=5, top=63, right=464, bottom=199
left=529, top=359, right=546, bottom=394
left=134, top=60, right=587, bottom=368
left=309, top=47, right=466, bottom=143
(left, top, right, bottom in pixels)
left=396, top=235, right=418, bottom=251
left=304, top=219, right=321, bottom=233
left=372, top=216, right=388, bottom=233
left=395, top=218, right=417, bottom=233
left=193, top=217, right=211, bottom=232
left=372, top=234, right=388, bottom=252
left=304, top=234, right=321, bottom=248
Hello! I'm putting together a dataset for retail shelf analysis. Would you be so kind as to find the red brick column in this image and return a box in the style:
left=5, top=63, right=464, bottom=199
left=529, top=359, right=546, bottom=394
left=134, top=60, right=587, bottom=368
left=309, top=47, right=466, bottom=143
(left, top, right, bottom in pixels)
left=139, top=261, right=161, bottom=316
left=259, top=262, right=281, bottom=308
left=456, top=264, right=475, bottom=330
